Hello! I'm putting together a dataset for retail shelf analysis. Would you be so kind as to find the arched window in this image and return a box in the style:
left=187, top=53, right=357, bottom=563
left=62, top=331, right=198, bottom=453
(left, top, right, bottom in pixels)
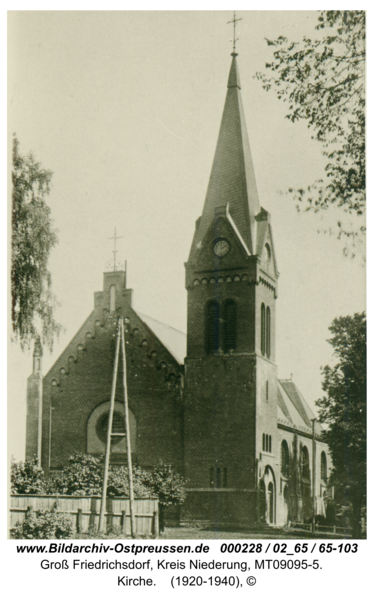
left=301, top=446, right=309, bottom=479
left=281, top=440, right=289, bottom=477
left=110, top=284, right=116, bottom=312
left=269, top=435, right=272, bottom=453
left=224, top=300, right=236, bottom=353
left=265, top=380, right=269, bottom=402
left=266, top=307, right=271, bottom=357
left=262, top=433, right=266, bottom=451
left=261, top=303, right=266, bottom=355
left=320, top=451, right=327, bottom=482
left=268, top=482, right=274, bottom=523
left=206, top=301, right=220, bottom=354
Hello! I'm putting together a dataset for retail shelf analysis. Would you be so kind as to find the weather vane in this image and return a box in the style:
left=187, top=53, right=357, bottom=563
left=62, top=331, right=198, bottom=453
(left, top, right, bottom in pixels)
left=227, top=11, right=242, bottom=54
left=108, top=228, right=123, bottom=272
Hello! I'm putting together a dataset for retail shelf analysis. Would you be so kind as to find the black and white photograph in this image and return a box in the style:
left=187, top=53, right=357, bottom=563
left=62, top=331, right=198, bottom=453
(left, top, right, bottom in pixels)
left=8, top=7, right=366, bottom=560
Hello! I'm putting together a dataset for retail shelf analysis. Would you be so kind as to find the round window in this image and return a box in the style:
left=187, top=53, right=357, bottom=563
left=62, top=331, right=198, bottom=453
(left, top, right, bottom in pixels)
left=96, top=411, right=125, bottom=445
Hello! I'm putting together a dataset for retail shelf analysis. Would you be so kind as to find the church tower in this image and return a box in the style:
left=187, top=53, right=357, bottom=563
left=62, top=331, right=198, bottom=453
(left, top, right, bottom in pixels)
left=182, top=53, right=279, bottom=525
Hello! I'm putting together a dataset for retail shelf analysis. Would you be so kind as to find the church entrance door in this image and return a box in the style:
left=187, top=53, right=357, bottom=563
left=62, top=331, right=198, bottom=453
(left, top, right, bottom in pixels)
left=261, top=466, right=276, bottom=525
left=258, top=479, right=266, bottom=524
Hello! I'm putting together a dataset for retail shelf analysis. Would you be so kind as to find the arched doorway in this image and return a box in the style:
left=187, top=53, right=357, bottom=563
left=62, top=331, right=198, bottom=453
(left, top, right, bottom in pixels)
left=259, top=479, right=266, bottom=523
left=260, top=466, right=276, bottom=525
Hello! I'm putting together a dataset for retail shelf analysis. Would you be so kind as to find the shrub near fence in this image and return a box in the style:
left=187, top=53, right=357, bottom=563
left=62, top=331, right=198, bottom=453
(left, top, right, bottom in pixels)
left=10, top=495, right=159, bottom=537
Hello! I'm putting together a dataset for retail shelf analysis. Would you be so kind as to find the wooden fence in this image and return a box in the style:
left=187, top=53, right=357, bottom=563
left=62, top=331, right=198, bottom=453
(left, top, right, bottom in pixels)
left=10, top=495, right=159, bottom=537
left=289, top=521, right=353, bottom=537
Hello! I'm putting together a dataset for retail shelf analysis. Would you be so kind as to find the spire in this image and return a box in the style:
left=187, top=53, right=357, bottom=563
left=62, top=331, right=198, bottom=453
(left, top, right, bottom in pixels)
left=190, top=54, right=260, bottom=258
left=227, top=53, right=241, bottom=89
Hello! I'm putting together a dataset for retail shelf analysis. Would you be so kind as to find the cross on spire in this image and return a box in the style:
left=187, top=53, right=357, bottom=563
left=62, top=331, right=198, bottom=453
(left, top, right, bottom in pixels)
left=108, top=228, right=123, bottom=272
left=227, top=11, right=242, bottom=55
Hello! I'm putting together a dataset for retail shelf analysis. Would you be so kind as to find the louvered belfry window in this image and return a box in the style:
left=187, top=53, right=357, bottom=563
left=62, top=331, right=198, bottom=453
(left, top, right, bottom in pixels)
left=224, top=300, right=236, bottom=352
left=261, top=304, right=271, bottom=358
left=266, top=306, right=271, bottom=358
left=206, top=301, right=220, bottom=354
left=261, top=303, right=266, bottom=355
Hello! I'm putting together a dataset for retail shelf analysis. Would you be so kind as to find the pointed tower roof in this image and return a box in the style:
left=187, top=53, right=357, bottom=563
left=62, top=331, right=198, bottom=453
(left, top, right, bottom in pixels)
left=189, top=53, right=261, bottom=259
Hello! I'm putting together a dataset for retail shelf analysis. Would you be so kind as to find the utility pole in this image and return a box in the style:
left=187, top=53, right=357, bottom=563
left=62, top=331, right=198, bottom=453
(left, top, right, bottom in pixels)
left=120, top=318, right=136, bottom=538
left=99, top=320, right=121, bottom=532
left=311, top=418, right=316, bottom=533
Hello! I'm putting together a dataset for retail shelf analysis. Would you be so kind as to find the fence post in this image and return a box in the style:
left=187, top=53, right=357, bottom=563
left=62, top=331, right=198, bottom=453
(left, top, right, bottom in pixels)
left=154, top=509, right=159, bottom=539
left=77, top=508, right=83, bottom=534
left=90, top=497, right=98, bottom=531
left=107, top=498, right=113, bottom=532
left=122, top=510, right=127, bottom=534
left=309, top=523, right=312, bottom=532
left=333, top=525, right=336, bottom=535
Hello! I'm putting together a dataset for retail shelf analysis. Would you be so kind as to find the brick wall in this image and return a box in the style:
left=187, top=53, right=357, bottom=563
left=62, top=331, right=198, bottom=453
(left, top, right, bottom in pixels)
left=39, top=272, right=183, bottom=474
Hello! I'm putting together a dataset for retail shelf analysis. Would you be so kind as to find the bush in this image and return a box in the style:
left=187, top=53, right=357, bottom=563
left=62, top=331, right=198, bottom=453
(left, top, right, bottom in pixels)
left=50, top=453, right=103, bottom=496
left=141, top=465, right=186, bottom=508
left=11, top=454, right=187, bottom=510
left=46, top=455, right=187, bottom=508
left=11, top=457, right=45, bottom=495
left=107, top=466, right=151, bottom=498
left=10, top=501, right=73, bottom=539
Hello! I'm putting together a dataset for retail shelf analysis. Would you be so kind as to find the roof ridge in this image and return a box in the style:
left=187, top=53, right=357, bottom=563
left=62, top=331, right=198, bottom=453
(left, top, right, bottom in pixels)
left=136, top=311, right=186, bottom=336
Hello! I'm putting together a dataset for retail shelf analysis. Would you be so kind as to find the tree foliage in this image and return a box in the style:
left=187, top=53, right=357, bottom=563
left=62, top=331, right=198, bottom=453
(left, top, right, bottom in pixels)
left=11, top=135, right=61, bottom=350
left=316, top=312, right=366, bottom=537
left=256, top=11, right=365, bottom=245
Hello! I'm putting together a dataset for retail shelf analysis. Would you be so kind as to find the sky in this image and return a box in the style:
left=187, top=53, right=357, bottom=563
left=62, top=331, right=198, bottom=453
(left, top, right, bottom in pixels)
left=7, top=10, right=366, bottom=462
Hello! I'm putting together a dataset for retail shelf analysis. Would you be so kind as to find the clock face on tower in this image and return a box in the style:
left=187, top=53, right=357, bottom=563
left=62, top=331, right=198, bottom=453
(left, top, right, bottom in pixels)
left=213, top=239, right=230, bottom=257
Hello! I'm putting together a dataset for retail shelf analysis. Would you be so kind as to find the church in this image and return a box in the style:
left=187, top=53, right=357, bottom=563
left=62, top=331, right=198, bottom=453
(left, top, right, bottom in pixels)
left=25, top=51, right=331, bottom=528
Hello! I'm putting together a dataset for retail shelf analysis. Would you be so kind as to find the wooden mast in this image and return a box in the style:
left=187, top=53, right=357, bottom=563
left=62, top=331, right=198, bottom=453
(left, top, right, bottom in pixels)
left=98, top=319, right=121, bottom=532
left=120, top=317, right=136, bottom=538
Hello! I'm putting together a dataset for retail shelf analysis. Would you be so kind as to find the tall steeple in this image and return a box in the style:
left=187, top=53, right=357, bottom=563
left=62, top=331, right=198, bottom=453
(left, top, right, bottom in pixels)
left=183, top=45, right=279, bottom=525
left=189, top=53, right=261, bottom=260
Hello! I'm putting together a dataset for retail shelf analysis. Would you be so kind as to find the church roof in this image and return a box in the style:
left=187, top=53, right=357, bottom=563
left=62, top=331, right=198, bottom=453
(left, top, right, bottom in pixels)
left=278, top=380, right=323, bottom=436
left=189, top=54, right=261, bottom=260
left=136, top=312, right=186, bottom=365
